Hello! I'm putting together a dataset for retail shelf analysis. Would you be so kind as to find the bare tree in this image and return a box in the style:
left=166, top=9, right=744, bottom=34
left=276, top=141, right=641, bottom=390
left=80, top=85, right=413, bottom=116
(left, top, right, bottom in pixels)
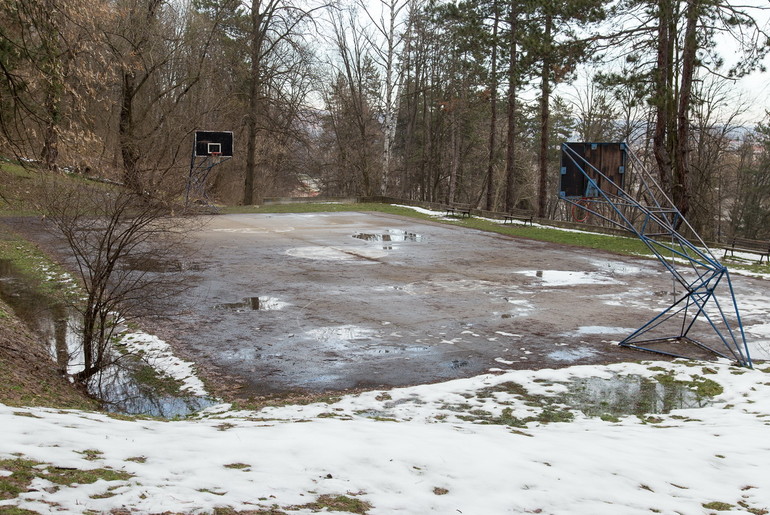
left=242, top=0, right=322, bottom=205
left=0, top=0, right=105, bottom=168
left=38, top=179, right=196, bottom=383
left=320, top=6, right=384, bottom=196
left=356, top=0, right=416, bottom=196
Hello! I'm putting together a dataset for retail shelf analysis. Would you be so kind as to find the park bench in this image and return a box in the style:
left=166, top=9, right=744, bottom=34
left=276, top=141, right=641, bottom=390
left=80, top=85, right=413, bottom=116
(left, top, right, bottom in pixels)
left=503, top=208, right=535, bottom=226
left=722, top=236, right=770, bottom=264
left=445, top=203, right=472, bottom=218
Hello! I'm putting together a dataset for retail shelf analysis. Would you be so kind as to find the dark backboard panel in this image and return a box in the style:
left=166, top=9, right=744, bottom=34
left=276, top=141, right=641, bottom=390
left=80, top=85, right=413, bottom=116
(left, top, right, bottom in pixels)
left=560, top=142, right=626, bottom=198
left=194, top=131, right=234, bottom=157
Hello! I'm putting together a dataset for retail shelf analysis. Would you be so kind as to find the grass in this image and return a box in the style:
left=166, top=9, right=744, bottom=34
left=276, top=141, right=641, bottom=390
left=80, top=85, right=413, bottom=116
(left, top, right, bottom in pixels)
left=299, top=494, right=372, bottom=514
left=654, top=371, right=725, bottom=399
left=702, top=501, right=734, bottom=511
left=0, top=457, right=132, bottom=502
left=0, top=229, right=78, bottom=301
left=132, top=363, right=187, bottom=397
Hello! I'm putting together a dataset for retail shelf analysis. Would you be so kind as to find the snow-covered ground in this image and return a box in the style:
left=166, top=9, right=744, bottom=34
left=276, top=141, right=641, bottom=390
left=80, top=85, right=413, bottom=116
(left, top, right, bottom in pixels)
left=2, top=359, right=770, bottom=514
left=3, top=206, right=770, bottom=513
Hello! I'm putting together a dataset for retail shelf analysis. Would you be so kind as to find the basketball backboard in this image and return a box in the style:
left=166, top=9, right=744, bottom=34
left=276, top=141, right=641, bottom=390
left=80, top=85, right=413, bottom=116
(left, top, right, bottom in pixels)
left=194, top=131, right=233, bottom=157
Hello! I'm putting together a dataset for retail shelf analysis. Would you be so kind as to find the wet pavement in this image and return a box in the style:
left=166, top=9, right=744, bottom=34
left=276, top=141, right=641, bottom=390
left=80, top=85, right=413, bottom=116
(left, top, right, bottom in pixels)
left=9, top=211, right=767, bottom=400
left=132, top=211, right=766, bottom=398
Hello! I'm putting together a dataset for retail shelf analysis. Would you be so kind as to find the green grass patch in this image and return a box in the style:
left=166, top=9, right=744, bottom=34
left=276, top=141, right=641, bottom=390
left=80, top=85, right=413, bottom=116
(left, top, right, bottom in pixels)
left=0, top=228, right=79, bottom=302
left=132, top=363, right=186, bottom=397
left=45, top=466, right=132, bottom=485
left=224, top=463, right=250, bottom=470
left=0, top=506, right=40, bottom=514
left=702, top=501, right=734, bottom=511
left=654, top=372, right=724, bottom=399
left=299, top=494, right=372, bottom=514
left=0, top=457, right=132, bottom=501
left=0, top=159, right=35, bottom=180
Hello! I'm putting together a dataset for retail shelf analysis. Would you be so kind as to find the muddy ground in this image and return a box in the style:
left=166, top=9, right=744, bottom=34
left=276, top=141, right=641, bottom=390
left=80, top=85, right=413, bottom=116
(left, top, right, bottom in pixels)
left=131, top=211, right=766, bottom=399
left=8, top=211, right=767, bottom=401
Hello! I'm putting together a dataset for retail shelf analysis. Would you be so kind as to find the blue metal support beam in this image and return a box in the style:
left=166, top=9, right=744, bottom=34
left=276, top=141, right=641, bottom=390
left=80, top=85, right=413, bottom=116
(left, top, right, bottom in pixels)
left=559, top=142, right=751, bottom=367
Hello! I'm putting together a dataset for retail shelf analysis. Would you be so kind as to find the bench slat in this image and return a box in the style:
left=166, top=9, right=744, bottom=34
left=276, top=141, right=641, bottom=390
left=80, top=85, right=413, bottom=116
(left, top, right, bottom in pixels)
left=446, top=203, right=472, bottom=218
left=722, top=236, right=770, bottom=264
left=503, top=209, right=534, bottom=226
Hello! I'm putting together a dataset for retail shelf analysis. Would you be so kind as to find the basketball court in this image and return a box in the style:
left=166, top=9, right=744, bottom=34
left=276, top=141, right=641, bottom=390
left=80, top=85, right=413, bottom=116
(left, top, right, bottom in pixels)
left=141, top=211, right=768, bottom=399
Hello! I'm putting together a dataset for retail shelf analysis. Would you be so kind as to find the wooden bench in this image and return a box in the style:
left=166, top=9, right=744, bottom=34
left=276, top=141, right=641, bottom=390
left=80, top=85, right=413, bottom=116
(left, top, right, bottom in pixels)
left=446, top=203, right=472, bottom=218
left=722, top=236, right=770, bottom=264
left=503, top=208, right=534, bottom=226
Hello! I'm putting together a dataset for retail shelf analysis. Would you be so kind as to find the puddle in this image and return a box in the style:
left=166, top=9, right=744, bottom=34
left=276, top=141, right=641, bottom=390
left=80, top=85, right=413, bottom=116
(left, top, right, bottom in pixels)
left=286, top=246, right=385, bottom=262
left=560, top=374, right=711, bottom=417
left=306, top=326, right=377, bottom=350
left=562, top=326, right=635, bottom=337
left=215, top=297, right=287, bottom=312
left=122, top=256, right=200, bottom=273
left=547, top=347, right=599, bottom=362
left=517, top=270, right=621, bottom=287
left=353, top=230, right=422, bottom=243
left=91, top=366, right=217, bottom=418
left=0, top=259, right=214, bottom=418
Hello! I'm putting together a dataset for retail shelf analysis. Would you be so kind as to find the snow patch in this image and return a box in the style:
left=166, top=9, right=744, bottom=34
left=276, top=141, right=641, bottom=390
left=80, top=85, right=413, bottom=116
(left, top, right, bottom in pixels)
left=118, top=332, right=207, bottom=396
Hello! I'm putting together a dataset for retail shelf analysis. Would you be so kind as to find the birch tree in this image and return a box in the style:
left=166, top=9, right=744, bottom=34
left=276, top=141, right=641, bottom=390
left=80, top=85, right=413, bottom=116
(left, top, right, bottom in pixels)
left=357, top=0, right=416, bottom=195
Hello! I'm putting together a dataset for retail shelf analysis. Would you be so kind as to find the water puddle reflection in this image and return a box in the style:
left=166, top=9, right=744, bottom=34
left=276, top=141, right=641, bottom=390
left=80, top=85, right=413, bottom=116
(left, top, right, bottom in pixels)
left=560, top=374, right=710, bottom=417
left=517, top=270, right=621, bottom=287
left=215, top=296, right=286, bottom=312
left=353, top=230, right=423, bottom=246
left=0, top=259, right=214, bottom=418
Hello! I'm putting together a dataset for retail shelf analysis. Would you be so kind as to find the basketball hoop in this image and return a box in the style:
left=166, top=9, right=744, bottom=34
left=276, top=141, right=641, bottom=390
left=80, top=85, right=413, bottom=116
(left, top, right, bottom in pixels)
left=210, top=152, right=221, bottom=164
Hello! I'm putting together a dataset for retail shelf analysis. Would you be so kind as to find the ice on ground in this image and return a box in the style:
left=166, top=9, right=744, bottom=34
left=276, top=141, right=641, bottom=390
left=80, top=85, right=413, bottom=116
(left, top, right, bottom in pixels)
left=517, top=270, right=622, bottom=287
left=285, top=246, right=386, bottom=262
left=566, top=326, right=637, bottom=336
left=547, top=347, right=599, bottom=362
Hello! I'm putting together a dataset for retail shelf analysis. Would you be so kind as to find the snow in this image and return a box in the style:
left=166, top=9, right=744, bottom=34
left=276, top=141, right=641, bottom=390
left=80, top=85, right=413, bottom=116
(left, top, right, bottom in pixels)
left=3, top=360, right=770, bottom=514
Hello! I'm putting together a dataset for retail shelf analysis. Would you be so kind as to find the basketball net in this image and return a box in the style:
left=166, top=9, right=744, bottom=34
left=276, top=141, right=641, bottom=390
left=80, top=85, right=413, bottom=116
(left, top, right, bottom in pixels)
left=211, top=152, right=222, bottom=164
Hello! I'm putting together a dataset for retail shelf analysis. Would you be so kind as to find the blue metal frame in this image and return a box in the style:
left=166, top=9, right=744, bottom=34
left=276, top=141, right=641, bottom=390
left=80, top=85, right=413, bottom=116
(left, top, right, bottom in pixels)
left=559, top=143, right=751, bottom=367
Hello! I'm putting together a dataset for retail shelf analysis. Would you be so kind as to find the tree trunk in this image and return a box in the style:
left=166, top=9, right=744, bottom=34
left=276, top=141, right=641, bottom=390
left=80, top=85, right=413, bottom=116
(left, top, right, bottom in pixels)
left=42, top=95, right=59, bottom=172
left=537, top=13, right=552, bottom=219
left=485, top=0, right=499, bottom=211
left=673, top=0, right=700, bottom=220
left=243, top=0, right=264, bottom=206
left=381, top=0, right=397, bottom=196
left=40, top=0, right=61, bottom=172
left=120, top=70, right=142, bottom=193
left=504, top=2, right=518, bottom=212
left=652, top=0, right=675, bottom=198
left=448, top=107, right=459, bottom=203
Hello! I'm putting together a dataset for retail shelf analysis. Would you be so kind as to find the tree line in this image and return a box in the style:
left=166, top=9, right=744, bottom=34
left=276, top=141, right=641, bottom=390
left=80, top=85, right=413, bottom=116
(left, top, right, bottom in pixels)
left=2, top=0, right=770, bottom=240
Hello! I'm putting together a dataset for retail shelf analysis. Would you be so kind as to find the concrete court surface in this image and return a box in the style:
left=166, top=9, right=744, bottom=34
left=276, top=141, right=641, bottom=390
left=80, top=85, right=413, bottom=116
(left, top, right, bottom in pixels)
left=142, top=210, right=767, bottom=399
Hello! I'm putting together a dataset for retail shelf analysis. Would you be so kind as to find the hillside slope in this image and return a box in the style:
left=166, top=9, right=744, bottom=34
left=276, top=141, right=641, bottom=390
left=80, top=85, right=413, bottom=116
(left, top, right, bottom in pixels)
left=0, top=298, right=96, bottom=410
